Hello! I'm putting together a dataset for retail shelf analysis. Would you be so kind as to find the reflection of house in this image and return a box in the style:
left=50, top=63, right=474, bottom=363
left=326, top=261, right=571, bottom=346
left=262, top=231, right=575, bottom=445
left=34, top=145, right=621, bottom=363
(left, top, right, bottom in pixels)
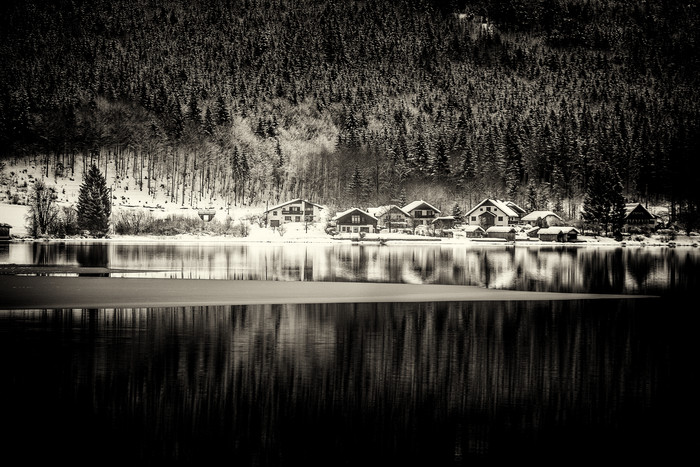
left=465, top=199, right=523, bottom=228
left=367, top=205, right=412, bottom=230
left=333, top=208, right=378, bottom=234
left=264, top=199, right=324, bottom=227
left=485, top=226, right=516, bottom=241
left=521, top=210, right=563, bottom=227
left=538, top=226, right=580, bottom=242
left=463, top=225, right=486, bottom=238
left=432, top=216, right=457, bottom=230
left=402, top=200, right=441, bottom=226
left=0, top=223, right=11, bottom=240
left=623, top=203, right=658, bottom=231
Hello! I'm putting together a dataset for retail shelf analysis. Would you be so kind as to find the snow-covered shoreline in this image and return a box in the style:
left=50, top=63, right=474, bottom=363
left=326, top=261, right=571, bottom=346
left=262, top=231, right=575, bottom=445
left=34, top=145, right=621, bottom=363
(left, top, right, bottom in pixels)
left=3, top=203, right=698, bottom=248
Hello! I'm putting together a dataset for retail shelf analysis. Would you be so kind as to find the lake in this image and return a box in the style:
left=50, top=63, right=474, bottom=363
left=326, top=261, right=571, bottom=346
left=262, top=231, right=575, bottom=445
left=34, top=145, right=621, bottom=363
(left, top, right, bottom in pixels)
left=0, top=241, right=697, bottom=465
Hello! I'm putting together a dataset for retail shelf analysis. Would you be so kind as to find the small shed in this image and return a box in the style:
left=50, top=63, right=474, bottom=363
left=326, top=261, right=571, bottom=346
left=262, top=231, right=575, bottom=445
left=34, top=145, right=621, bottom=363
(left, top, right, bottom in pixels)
left=463, top=225, right=486, bottom=238
left=432, top=216, right=457, bottom=230
left=486, top=226, right=516, bottom=241
left=0, top=223, right=11, bottom=240
left=538, top=226, right=580, bottom=242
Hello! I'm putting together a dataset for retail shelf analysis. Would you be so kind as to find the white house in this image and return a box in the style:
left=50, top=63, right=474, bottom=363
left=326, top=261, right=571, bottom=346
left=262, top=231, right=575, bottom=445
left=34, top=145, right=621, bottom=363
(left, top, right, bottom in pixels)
left=465, top=199, right=523, bottom=228
left=367, top=205, right=412, bottom=230
left=264, top=198, right=325, bottom=227
left=402, top=200, right=441, bottom=226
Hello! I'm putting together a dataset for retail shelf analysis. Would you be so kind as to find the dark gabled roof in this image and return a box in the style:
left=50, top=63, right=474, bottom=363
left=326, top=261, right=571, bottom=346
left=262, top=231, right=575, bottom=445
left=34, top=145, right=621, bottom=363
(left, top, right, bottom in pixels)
left=624, top=203, right=655, bottom=219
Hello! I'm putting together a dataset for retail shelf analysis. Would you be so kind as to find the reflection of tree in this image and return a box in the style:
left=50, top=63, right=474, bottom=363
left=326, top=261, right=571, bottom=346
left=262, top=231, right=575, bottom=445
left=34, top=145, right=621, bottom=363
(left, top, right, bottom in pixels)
left=625, top=250, right=654, bottom=292
left=76, top=243, right=109, bottom=277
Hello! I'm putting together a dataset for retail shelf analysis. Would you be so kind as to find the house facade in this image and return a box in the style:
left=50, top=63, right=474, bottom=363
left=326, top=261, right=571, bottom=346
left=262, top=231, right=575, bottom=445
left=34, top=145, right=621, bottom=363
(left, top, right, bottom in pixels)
left=623, top=203, right=657, bottom=231
left=538, top=226, right=580, bottom=242
left=402, top=200, right=441, bottom=226
left=432, top=216, right=457, bottom=230
left=463, top=225, right=486, bottom=238
left=334, top=208, right=378, bottom=234
left=264, top=199, right=324, bottom=227
left=465, top=199, right=522, bottom=228
left=485, top=226, right=516, bottom=241
left=367, top=205, right=412, bottom=231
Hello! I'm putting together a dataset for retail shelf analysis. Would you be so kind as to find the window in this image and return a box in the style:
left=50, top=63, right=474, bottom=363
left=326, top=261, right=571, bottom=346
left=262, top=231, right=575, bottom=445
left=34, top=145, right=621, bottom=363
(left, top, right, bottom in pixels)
left=295, top=216, right=301, bottom=222
left=498, top=216, right=503, bottom=221
left=471, top=216, right=476, bottom=221
left=272, top=211, right=277, bottom=216
left=285, top=216, right=291, bottom=221
left=352, top=215, right=360, bottom=224
left=486, top=207, right=491, bottom=212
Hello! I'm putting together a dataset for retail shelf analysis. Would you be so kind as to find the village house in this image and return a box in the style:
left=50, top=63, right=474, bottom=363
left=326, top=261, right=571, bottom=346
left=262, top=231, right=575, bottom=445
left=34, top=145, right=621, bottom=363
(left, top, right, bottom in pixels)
left=264, top=198, right=325, bottom=227
left=485, top=225, right=517, bottom=241
left=367, top=205, right=412, bottom=231
left=0, top=223, right=11, bottom=240
left=465, top=199, right=524, bottom=228
left=521, top=210, right=563, bottom=228
left=402, top=200, right=441, bottom=226
left=538, top=226, right=580, bottom=242
left=623, top=203, right=658, bottom=231
left=463, top=225, right=486, bottom=238
left=333, top=208, right=378, bottom=234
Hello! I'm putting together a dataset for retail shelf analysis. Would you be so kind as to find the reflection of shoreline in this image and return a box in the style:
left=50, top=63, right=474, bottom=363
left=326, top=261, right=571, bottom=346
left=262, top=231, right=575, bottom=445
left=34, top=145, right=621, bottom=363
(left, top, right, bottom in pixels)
left=0, top=276, right=655, bottom=310
left=4, top=235, right=699, bottom=247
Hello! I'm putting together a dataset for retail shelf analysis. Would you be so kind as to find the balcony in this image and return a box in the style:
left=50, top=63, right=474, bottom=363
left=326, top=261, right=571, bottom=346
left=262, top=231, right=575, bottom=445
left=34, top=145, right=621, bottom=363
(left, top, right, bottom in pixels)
left=282, top=209, right=315, bottom=215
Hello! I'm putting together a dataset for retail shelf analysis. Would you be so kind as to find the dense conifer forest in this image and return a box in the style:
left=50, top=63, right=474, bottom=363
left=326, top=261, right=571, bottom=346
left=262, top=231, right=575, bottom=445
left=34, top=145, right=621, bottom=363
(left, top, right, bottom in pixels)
left=1, top=0, right=698, bottom=227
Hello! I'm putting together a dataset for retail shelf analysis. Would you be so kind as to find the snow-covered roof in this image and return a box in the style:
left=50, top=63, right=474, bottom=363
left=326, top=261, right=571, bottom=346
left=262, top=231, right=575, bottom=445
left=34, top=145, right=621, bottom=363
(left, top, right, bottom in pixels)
left=538, top=227, right=580, bottom=235
left=402, top=200, right=441, bottom=214
left=333, top=207, right=378, bottom=221
left=465, top=199, right=520, bottom=218
left=264, top=198, right=324, bottom=213
left=367, top=205, right=411, bottom=218
left=485, top=226, right=516, bottom=232
left=432, top=216, right=455, bottom=223
left=463, top=225, right=485, bottom=232
left=521, top=210, right=563, bottom=221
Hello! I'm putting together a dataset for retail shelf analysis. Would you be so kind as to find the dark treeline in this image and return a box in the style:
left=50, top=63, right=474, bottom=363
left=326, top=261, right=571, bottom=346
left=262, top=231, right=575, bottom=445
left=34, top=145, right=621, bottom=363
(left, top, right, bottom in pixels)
left=1, top=0, right=698, bottom=224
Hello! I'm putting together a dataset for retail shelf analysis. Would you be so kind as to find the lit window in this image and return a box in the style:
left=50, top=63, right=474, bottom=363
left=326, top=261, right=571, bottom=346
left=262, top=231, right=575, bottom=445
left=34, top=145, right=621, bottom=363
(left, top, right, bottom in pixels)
left=352, top=215, right=360, bottom=224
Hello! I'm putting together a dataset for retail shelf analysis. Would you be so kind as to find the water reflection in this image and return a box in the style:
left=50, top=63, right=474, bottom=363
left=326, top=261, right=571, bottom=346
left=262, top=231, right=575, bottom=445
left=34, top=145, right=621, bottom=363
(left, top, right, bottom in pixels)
left=2, top=242, right=698, bottom=295
left=0, top=299, right=680, bottom=465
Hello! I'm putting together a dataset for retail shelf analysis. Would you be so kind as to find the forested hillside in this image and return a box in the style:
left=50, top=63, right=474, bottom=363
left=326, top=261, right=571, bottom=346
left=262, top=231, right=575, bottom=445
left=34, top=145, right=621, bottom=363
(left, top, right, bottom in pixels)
left=1, top=0, right=698, bottom=226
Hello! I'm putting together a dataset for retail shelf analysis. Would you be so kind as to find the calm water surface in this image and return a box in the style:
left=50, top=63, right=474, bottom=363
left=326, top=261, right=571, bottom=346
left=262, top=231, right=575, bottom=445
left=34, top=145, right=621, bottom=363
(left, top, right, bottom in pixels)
left=1, top=242, right=697, bottom=465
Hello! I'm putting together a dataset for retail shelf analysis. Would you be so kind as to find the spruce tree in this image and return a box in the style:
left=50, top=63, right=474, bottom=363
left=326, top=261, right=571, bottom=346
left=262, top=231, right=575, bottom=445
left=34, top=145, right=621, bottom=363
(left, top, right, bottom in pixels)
left=77, top=164, right=111, bottom=236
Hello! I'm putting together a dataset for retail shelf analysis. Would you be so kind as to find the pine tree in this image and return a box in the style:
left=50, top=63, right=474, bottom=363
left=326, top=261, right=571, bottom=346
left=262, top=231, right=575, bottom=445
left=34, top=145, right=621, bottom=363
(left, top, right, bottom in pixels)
left=451, top=202, right=463, bottom=223
left=582, top=162, right=626, bottom=236
left=77, top=164, right=111, bottom=236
